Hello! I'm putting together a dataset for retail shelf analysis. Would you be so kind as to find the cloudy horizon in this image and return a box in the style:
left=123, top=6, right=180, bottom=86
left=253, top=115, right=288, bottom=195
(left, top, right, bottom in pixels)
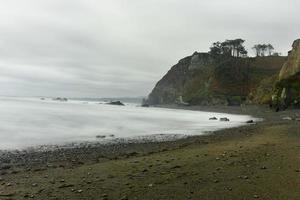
left=0, top=0, right=299, bottom=98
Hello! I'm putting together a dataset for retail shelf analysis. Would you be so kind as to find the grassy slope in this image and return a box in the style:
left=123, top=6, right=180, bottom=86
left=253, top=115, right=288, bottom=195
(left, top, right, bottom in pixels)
left=1, top=120, right=300, bottom=199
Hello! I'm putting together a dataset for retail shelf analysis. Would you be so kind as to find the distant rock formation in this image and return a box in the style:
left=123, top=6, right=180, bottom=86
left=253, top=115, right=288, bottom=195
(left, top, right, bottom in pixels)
left=147, top=51, right=286, bottom=106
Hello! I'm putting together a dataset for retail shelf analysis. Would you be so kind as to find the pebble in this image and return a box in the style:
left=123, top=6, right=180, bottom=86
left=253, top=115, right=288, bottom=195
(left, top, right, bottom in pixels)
left=120, top=195, right=129, bottom=200
left=102, top=194, right=108, bottom=198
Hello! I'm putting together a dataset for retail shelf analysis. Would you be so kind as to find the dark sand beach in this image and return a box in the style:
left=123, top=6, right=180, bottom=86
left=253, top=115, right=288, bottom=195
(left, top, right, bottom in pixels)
left=0, top=105, right=300, bottom=199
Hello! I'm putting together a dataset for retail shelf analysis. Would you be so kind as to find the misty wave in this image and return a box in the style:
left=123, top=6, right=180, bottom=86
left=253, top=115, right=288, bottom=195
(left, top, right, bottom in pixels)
left=0, top=97, right=255, bottom=150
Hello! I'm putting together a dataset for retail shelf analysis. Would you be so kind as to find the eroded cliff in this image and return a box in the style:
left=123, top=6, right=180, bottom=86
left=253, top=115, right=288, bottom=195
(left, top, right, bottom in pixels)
left=273, top=39, right=300, bottom=107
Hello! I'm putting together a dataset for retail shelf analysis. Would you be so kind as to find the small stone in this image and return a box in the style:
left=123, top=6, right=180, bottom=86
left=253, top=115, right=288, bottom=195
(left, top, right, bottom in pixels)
left=77, top=189, right=83, bottom=193
left=142, top=169, right=148, bottom=173
left=32, top=183, right=38, bottom=187
left=121, top=195, right=129, bottom=200
left=282, top=117, right=292, bottom=120
left=102, top=194, right=108, bottom=197
left=253, top=194, right=259, bottom=198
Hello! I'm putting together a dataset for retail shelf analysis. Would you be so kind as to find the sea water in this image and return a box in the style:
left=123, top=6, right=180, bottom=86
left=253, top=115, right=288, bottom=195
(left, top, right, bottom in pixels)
left=0, top=97, right=255, bottom=150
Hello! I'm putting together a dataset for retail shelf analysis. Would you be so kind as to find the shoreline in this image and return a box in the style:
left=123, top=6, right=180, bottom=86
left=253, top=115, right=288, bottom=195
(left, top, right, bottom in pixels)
left=0, top=105, right=261, bottom=168
left=1, top=105, right=300, bottom=199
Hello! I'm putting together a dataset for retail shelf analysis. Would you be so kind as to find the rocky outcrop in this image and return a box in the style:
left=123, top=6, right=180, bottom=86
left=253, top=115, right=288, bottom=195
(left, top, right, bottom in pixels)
left=272, top=39, right=300, bottom=108
left=147, top=52, right=286, bottom=106
left=279, top=39, right=300, bottom=80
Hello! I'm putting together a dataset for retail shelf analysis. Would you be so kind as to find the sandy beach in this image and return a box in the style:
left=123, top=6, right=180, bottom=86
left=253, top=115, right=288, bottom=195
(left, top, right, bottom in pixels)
left=0, top=105, right=300, bottom=199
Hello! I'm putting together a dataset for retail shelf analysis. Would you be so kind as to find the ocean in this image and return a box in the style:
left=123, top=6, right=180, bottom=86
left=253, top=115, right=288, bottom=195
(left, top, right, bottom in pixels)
left=0, top=97, right=255, bottom=150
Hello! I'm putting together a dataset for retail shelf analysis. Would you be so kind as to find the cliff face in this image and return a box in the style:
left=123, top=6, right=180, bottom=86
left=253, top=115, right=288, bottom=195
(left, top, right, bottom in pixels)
left=148, top=52, right=286, bottom=106
left=279, top=39, right=300, bottom=80
left=274, top=39, right=300, bottom=107
left=147, top=52, right=216, bottom=105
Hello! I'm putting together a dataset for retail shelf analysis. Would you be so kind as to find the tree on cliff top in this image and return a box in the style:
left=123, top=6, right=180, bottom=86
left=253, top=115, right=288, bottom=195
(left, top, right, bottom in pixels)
left=252, top=43, right=274, bottom=57
left=209, top=39, right=247, bottom=57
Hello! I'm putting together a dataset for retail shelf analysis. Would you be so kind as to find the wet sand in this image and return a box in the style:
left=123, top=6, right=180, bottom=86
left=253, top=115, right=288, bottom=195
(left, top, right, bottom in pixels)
left=0, top=105, right=300, bottom=199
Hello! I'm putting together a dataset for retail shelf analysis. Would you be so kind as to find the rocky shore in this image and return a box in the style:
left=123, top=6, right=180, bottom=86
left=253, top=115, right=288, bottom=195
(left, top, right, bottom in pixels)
left=0, top=105, right=300, bottom=199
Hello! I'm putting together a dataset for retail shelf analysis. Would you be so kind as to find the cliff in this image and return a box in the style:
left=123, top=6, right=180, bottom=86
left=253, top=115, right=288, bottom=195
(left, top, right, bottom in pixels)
left=279, top=39, right=300, bottom=80
left=147, top=52, right=286, bottom=106
left=273, top=39, right=300, bottom=107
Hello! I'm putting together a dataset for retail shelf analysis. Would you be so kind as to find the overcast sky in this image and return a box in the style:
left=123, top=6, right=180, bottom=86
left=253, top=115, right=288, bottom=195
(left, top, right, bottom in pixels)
left=0, top=0, right=299, bottom=98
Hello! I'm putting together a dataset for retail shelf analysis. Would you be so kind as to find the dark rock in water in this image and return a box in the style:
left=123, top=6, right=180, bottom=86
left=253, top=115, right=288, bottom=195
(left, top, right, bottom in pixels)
left=220, top=117, right=230, bottom=122
left=141, top=98, right=150, bottom=107
left=53, top=97, right=68, bottom=102
left=96, top=135, right=106, bottom=139
left=107, top=101, right=125, bottom=106
left=141, top=103, right=150, bottom=107
left=246, top=120, right=254, bottom=123
left=209, top=117, right=218, bottom=120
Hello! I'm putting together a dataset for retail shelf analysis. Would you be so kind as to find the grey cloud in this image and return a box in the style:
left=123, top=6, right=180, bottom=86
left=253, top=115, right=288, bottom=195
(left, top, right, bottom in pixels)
left=0, top=0, right=299, bottom=97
